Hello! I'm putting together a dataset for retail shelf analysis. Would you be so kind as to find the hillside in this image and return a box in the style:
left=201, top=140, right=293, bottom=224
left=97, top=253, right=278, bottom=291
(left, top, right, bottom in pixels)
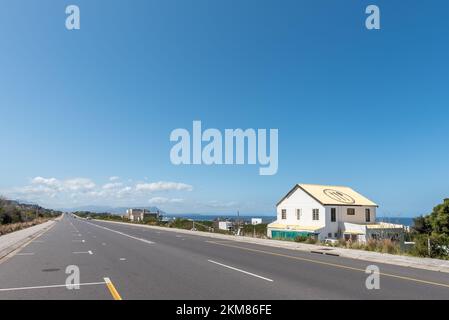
left=0, top=198, right=62, bottom=224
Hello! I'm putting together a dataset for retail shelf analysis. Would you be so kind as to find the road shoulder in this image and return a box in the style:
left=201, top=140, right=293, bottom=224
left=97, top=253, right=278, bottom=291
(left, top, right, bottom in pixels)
left=0, top=219, right=58, bottom=263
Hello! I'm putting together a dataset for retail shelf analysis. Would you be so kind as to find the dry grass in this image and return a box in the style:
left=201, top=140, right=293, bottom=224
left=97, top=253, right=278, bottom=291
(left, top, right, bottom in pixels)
left=338, top=238, right=401, bottom=254
left=0, top=218, right=51, bottom=236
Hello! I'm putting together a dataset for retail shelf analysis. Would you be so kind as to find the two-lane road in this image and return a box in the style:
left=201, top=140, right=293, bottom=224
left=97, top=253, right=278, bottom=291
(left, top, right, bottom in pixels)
left=0, top=215, right=448, bottom=299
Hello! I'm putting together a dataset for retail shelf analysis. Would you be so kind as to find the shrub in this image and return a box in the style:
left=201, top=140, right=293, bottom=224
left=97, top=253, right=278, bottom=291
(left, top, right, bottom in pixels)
left=306, top=236, right=318, bottom=244
left=0, top=218, right=51, bottom=236
left=294, top=235, right=308, bottom=243
left=379, top=239, right=400, bottom=254
left=411, top=234, right=449, bottom=259
left=365, top=239, right=378, bottom=252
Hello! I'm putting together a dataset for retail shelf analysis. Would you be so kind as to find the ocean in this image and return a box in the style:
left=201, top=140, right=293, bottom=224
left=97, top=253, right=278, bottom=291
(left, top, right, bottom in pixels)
left=376, top=217, right=414, bottom=227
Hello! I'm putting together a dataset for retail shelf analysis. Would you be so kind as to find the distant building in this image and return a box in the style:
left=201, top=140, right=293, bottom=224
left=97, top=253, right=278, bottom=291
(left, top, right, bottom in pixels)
left=218, top=221, right=234, bottom=231
left=126, top=208, right=160, bottom=222
left=268, top=184, right=404, bottom=242
left=251, top=218, right=262, bottom=225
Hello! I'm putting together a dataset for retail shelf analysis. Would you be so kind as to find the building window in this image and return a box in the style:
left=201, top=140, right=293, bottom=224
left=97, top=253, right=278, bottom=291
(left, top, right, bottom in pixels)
left=281, top=209, right=287, bottom=220
left=296, top=209, right=301, bottom=220
left=312, top=209, right=319, bottom=220
left=331, top=208, right=336, bottom=222
left=365, top=208, right=371, bottom=222
left=334, top=233, right=338, bottom=238
left=347, top=208, right=355, bottom=215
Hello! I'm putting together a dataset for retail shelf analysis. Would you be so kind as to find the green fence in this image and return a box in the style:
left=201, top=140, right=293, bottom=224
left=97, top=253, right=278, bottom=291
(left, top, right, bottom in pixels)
left=271, top=230, right=313, bottom=240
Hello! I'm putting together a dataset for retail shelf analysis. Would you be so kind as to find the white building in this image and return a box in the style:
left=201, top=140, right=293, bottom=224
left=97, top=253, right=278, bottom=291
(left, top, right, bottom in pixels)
left=126, top=208, right=160, bottom=222
left=251, top=218, right=262, bottom=225
left=268, top=184, right=404, bottom=242
left=218, top=221, right=234, bottom=231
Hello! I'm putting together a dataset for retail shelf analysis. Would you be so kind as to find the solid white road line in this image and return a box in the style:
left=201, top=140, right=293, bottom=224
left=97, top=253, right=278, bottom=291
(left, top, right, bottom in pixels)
left=72, top=251, right=93, bottom=255
left=208, top=260, right=274, bottom=282
left=83, top=221, right=154, bottom=244
left=0, top=281, right=106, bottom=292
left=119, top=258, right=126, bottom=261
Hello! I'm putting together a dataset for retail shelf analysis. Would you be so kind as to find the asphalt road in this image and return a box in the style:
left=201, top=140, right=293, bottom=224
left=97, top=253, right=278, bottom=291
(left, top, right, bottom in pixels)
left=0, top=215, right=448, bottom=300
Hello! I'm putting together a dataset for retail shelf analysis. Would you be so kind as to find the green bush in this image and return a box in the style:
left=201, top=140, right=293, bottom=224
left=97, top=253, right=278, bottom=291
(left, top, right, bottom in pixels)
left=411, top=234, right=449, bottom=259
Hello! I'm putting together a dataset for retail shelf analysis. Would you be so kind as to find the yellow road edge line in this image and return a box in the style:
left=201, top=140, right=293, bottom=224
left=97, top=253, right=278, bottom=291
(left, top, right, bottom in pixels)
left=206, top=241, right=449, bottom=289
left=104, top=277, right=122, bottom=300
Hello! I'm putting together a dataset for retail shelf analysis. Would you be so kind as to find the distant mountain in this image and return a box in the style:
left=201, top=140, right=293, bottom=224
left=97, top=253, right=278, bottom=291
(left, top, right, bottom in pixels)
left=61, top=205, right=165, bottom=215
left=12, top=199, right=39, bottom=206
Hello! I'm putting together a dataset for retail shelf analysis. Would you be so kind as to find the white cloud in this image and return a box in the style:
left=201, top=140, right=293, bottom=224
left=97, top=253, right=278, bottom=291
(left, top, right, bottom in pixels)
left=30, top=177, right=95, bottom=192
left=5, top=177, right=193, bottom=208
left=31, top=177, right=62, bottom=190
left=116, top=186, right=132, bottom=198
left=64, top=178, right=96, bottom=191
left=109, top=176, right=120, bottom=181
left=148, top=197, right=185, bottom=204
left=136, top=181, right=193, bottom=192
left=19, top=185, right=58, bottom=198
left=102, top=182, right=123, bottom=190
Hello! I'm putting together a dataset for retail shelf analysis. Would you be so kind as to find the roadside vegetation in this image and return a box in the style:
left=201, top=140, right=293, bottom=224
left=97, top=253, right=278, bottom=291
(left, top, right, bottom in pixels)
left=308, top=238, right=402, bottom=255
left=241, top=223, right=269, bottom=238
left=409, top=198, right=449, bottom=259
left=0, top=197, right=62, bottom=236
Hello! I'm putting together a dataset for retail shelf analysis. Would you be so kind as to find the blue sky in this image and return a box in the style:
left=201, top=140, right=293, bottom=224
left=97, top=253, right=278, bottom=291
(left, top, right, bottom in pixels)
left=0, top=0, right=448, bottom=216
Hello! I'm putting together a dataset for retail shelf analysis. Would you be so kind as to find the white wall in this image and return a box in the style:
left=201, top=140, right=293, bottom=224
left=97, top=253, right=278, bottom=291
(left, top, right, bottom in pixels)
left=276, top=188, right=325, bottom=227
left=322, top=206, right=376, bottom=238
left=218, top=221, right=232, bottom=230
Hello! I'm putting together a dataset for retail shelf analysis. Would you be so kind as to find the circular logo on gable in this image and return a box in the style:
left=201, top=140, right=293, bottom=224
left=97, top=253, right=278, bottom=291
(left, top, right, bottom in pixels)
left=323, top=189, right=355, bottom=204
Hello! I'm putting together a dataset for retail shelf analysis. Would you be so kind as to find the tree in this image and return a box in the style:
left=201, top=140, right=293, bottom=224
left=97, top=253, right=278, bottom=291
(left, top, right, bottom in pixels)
left=427, top=198, right=449, bottom=236
left=1, top=213, right=12, bottom=225
left=412, top=215, right=431, bottom=234
left=411, top=199, right=449, bottom=259
left=412, top=199, right=449, bottom=236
